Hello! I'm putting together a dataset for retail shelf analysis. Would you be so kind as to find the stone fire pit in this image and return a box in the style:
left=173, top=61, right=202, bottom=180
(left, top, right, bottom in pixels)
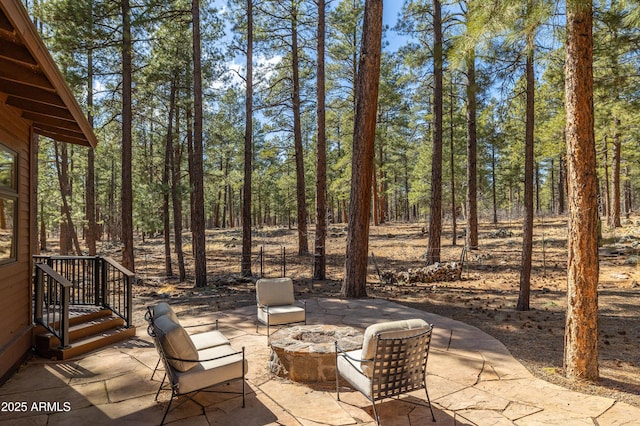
left=268, top=324, right=363, bottom=382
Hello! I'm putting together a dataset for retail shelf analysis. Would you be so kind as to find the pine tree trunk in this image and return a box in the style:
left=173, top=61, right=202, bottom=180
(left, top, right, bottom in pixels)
left=394, top=175, right=398, bottom=221
left=558, top=153, right=566, bottom=214
left=121, top=0, right=134, bottom=271
left=163, top=75, right=177, bottom=278
left=535, top=162, right=541, bottom=213
left=86, top=41, right=96, bottom=256
left=426, top=0, right=443, bottom=264
left=379, top=142, right=387, bottom=223
left=602, top=137, right=610, bottom=218
left=192, top=0, right=207, bottom=286
left=342, top=0, right=382, bottom=298
left=291, top=2, right=309, bottom=256
left=187, top=94, right=195, bottom=254
left=465, top=47, right=478, bottom=250
left=404, top=160, right=410, bottom=221
left=314, top=0, right=327, bottom=280
left=34, top=135, right=43, bottom=253
left=215, top=189, right=221, bottom=228
left=172, top=95, right=186, bottom=281
left=518, top=27, right=535, bottom=312
left=564, top=0, right=599, bottom=381
left=492, top=142, right=498, bottom=224
left=450, top=77, right=457, bottom=244
left=228, top=186, right=234, bottom=228
left=610, top=119, right=621, bottom=228
left=222, top=170, right=228, bottom=228
left=241, top=0, right=253, bottom=277
left=40, top=210, right=47, bottom=251
left=550, top=158, right=556, bottom=212
left=54, top=142, right=81, bottom=255
left=372, top=163, right=379, bottom=226
left=624, top=166, right=632, bottom=218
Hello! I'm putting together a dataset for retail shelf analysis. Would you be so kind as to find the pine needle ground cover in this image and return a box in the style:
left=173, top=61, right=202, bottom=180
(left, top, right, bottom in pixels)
left=82, top=217, right=640, bottom=408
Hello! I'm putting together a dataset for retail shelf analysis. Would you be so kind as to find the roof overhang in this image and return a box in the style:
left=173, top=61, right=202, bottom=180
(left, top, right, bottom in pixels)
left=0, top=0, right=97, bottom=147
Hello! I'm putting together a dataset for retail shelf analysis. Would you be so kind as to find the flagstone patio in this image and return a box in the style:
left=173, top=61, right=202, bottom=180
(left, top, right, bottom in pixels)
left=0, top=297, right=637, bottom=425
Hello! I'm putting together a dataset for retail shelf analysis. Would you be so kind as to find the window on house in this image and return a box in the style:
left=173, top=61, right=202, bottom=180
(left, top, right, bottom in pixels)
left=0, top=144, right=17, bottom=265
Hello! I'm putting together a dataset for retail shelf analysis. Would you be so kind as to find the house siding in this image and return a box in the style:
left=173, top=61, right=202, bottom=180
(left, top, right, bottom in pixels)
left=0, top=101, right=33, bottom=382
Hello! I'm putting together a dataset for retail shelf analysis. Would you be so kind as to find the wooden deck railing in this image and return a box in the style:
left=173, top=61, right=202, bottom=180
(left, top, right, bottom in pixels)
left=33, top=256, right=135, bottom=345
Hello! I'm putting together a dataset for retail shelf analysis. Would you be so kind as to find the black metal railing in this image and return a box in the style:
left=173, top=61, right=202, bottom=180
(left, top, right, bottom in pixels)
left=33, top=263, right=72, bottom=348
left=33, top=255, right=135, bottom=346
left=34, top=256, right=101, bottom=306
left=101, top=257, right=134, bottom=327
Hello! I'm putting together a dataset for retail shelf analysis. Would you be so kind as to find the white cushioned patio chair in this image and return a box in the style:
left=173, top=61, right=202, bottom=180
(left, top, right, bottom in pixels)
left=255, top=277, right=306, bottom=337
left=145, top=302, right=229, bottom=379
left=147, top=311, right=247, bottom=425
left=335, top=319, right=436, bottom=425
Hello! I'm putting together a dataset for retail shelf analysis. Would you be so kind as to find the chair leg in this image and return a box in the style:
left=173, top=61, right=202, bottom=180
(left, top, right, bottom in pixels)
left=424, top=387, right=436, bottom=422
left=155, top=373, right=167, bottom=401
left=335, top=349, right=341, bottom=401
left=160, top=394, right=173, bottom=425
left=242, top=347, right=246, bottom=408
left=371, top=400, right=381, bottom=426
left=161, top=392, right=205, bottom=425
left=151, top=357, right=161, bottom=381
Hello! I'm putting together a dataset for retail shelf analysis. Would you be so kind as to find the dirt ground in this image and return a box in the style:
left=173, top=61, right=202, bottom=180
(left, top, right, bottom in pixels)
left=127, top=216, right=640, bottom=408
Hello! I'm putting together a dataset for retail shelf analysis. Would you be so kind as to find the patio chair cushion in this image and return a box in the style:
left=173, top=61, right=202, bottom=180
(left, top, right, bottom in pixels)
left=360, top=319, right=430, bottom=377
left=153, top=302, right=179, bottom=323
left=256, top=277, right=295, bottom=307
left=257, top=304, right=306, bottom=326
left=154, top=315, right=199, bottom=372
left=189, top=330, right=230, bottom=350
left=174, top=345, right=248, bottom=394
left=336, top=349, right=373, bottom=396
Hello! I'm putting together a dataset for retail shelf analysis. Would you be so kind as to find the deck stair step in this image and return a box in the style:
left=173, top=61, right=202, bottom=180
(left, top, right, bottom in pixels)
left=34, top=309, right=136, bottom=360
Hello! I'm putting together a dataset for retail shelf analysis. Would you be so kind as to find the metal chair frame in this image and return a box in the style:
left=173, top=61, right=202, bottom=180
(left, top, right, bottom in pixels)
left=336, top=326, right=436, bottom=425
left=147, top=317, right=245, bottom=425
left=145, top=306, right=223, bottom=380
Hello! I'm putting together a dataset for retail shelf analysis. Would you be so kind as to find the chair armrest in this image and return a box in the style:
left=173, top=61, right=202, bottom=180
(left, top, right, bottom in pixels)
left=335, top=343, right=368, bottom=363
left=144, top=306, right=153, bottom=322
left=165, top=346, right=245, bottom=364
left=335, top=342, right=370, bottom=380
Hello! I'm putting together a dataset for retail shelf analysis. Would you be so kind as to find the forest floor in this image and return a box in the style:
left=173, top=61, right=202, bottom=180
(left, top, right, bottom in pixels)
left=121, top=215, right=640, bottom=408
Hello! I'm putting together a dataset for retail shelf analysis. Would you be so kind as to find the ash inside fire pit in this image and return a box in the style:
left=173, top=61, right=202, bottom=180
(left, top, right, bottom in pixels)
left=269, top=325, right=363, bottom=382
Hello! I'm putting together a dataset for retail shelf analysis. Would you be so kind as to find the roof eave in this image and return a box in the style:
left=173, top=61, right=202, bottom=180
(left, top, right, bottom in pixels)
left=0, top=0, right=98, bottom=148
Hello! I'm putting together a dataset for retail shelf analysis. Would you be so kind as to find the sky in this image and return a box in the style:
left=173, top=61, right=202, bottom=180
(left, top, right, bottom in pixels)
left=382, top=1, right=404, bottom=50
left=383, top=1, right=403, bottom=27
